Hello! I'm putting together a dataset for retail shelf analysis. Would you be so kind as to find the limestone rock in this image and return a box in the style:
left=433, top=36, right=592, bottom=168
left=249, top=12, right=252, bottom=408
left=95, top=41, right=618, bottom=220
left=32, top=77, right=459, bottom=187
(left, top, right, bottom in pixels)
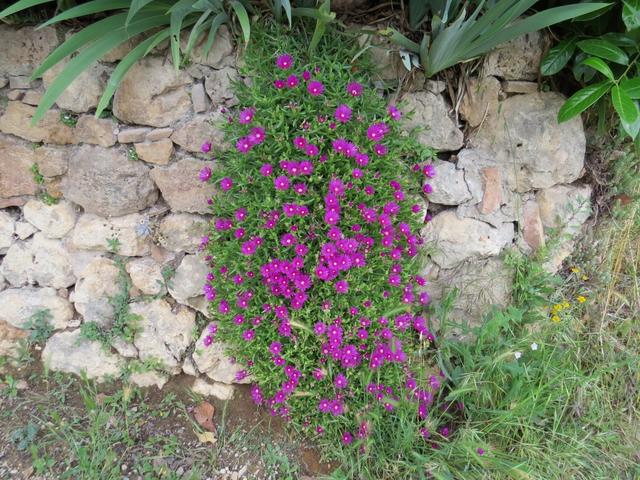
left=134, top=139, right=174, bottom=165
left=1, top=241, right=32, bottom=286
left=471, top=93, right=585, bottom=192
left=0, top=25, right=59, bottom=76
left=131, top=299, right=196, bottom=369
left=118, top=127, right=151, bottom=143
left=521, top=199, right=545, bottom=251
left=22, top=89, right=43, bottom=106
left=170, top=113, right=225, bottom=153
left=422, top=211, right=514, bottom=268
left=113, top=57, right=192, bottom=127
left=192, top=332, right=249, bottom=384
left=34, top=146, right=68, bottom=177
left=358, top=32, right=403, bottom=82
left=484, top=31, right=549, bottom=81
left=72, top=257, right=121, bottom=327
left=125, top=257, right=165, bottom=296
left=182, top=26, right=234, bottom=68
left=191, top=378, right=234, bottom=400
left=30, top=233, right=76, bottom=288
left=111, top=338, right=138, bottom=358
left=72, top=213, right=152, bottom=257
left=402, top=91, right=464, bottom=151
left=150, top=159, right=216, bottom=214
left=129, top=371, right=169, bottom=389
left=204, top=67, right=238, bottom=107
left=0, top=101, right=75, bottom=144
left=0, top=287, right=74, bottom=330
left=75, top=115, right=117, bottom=147
left=0, top=320, right=28, bottom=359
left=425, top=160, right=472, bottom=205
left=158, top=213, right=208, bottom=253
left=502, top=80, right=538, bottom=94
left=168, top=253, right=209, bottom=303
left=460, top=76, right=501, bottom=127
left=536, top=184, right=592, bottom=235
left=146, top=128, right=174, bottom=141
left=15, top=221, right=37, bottom=241
left=0, top=210, right=14, bottom=254
left=23, top=199, right=77, bottom=239
left=191, top=82, right=209, bottom=113
left=62, top=145, right=158, bottom=217
left=43, top=60, right=111, bottom=113
left=0, top=135, right=38, bottom=199
left=42, top=330, right=123, bottom=381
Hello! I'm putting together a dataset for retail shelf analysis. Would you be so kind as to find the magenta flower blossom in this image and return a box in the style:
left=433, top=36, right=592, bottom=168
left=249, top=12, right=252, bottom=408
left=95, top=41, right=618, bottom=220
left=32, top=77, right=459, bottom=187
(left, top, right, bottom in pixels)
left=236, top=137, right=252, bottom=153
left=274, top=79, right=285, bottom=89
left=307, top=80, right=324, bottom=96
left=274, top=175, right=291, bottom=191
left=239, top=108, right=255, bottom=124
left=334, top=104, right=352, bottom=123
left=347, top=82, right=363, bottom=96
left=367, top=122, right=390, bottom=141
left=276, top=53, right=294, bottom=70
left=220, top=177, right=233, bottom=191
left=242, top=329, right=255, bottom=341
left=241, top=240, right=257, bottom=256
left=302, top=70, right=311, bottom=81
left=374, top=143, right=388, bottom=156
left=200, top=141, right=212, bottom=153
left=335, top=280, right=349, bottom=294
left=260, top=163, right=273, bottom=176
left=423, top=183, right=433, bottom=194
left=293, top=136, right=307, bottom=149
left=423, top=164, right=436, bottom=178
left=286, top=74, right=299, bottom=88
left=305, top=144, right=319, bottom=157
left=342, top=432, right=353, bottom=445
left=248, top=126, right=266, bottom=145
left=199, top=166, right=212, bottom=182
left=388, top=104, right=402, bottom=120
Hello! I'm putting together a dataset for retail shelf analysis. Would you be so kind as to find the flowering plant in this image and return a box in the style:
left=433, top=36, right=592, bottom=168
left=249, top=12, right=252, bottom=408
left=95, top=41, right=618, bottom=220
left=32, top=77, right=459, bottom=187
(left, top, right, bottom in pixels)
left=200, top=26, right=445, bottom=455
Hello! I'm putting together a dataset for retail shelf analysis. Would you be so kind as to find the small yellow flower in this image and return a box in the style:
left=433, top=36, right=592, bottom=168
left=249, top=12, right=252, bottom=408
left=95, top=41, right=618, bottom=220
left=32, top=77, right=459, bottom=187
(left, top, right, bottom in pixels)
left=562, top=301, right=570, bottom=309
left=581, top=275, right=589, bottom=281
left=577, top=295, right=586, bottom=303
left=571, top=267, right=580, bottom=273
left=551, top=315, right=561, bottom=323
left=552, top=304, right=563, bottom=312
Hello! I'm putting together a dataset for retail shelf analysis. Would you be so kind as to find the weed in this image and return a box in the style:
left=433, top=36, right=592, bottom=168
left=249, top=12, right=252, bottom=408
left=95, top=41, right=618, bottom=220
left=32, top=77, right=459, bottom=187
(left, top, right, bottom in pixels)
left=106, top=235, right=121, bottom=253
left=127, top=146, right=139, bottom=161
left=161, top=264, right=176, bottom=289
left=10, top=422, right=39, bottom=451
left=1, top=374, right=18, bottom=398
left=23, top=309, right=54, bottom=345
left=58, top=111, right=77, bottom=127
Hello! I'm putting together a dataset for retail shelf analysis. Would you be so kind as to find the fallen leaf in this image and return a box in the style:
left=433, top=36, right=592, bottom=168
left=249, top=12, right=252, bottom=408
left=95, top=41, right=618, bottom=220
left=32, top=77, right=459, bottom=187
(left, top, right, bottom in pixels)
left=194, top=401, right=216, bottom=431
left=195, top=430, right=217, bottom=444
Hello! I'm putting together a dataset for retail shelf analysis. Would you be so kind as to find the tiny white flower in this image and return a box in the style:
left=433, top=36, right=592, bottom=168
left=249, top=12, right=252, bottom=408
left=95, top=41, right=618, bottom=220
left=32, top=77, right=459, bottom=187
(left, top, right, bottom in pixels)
left=531, top=342, right=539, bottom=351
left=514, top=351, right=522, bottom=360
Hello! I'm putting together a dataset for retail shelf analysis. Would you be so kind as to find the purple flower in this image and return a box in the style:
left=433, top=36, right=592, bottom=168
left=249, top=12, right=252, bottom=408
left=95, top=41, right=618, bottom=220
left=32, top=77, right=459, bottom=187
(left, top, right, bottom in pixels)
left=239, top=107, right=255, bottom=124
left=236, top=137, right=252, bottom=153
left=302, top=70, right=311, bottom=81
left=388, top=104, right=402, bottom=120
left=335, top=280, right=349, bottom=294
left=477, top=448, right=485, bottom=455
left=200, top=141, right=212, bottom=153
left=307, top=81, right=324, bottom=96
left=367, top=122, right=389, bottom=141
left=334, top=104, right=352, bottom=123
left=293, top=136, right=307, bottom=149
left=203, top=335, right=213, bottom=347
left=374, top=143, right=388, bottom=156
left=286, top=74, right=299, bottom=88
left=305, top=144, right=319, bottom=157
left=198, top=166, right=212, bottom=182
left=423, top=183, right=433, bottom=194
left=274, top=175, right=291, bottom=191
left=269, top=341, right=282, bottom=355
left=274, top=79, right=285, bottom=89
left=220, top=177, right=233, bottom=191
left=241, top=240, right=257, bottom=256
left=347, top=82, right=363, bottom=96
left=341, top=431, right=353, bottom=445
left=248, top=126, right=266, bottom=145
left=334, top=373, right=348, bottom=389
left=260, top=163, right=273, bottom=176
left=276, top=53, right=294, bottom=70
left=242, top=329, right=255, bottom=341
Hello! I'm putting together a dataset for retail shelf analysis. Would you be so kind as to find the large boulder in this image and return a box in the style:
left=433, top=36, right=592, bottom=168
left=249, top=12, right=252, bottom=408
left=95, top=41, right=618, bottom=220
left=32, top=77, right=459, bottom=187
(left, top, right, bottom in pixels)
left=113, top=57, right=192, bottom=127
left=0, top=287, right=74, bottom=330
left=131, top=299, right=196, bottom=370
left=460, top=76, right=501, bottom=128
left=483, top=31, right=549, bottom=81
left=0, top=25, right=59, bottom=76
left=42, top=330, right=124, bottom=381
left=71, top=213, right=152, bottom=257
left=0, top=320, right=28, bottom=359
left=23, top=199, right=77, bottom=239
left=74, top=115, right=117, bottom=147
left=422, top=210, right=514, bottom=269
left=0, top=102, right=76, bottom=145
left=204, top=66, right=238, bottom=107
left=150, top=159, right=215, bottom=214
left=402, top=91, right=464, bottom=151
left=181, top=26, right=234, bottom=68
left=125, top=257, right=166, bottom=296
left=61, top=145, right=158, bottom=217
left=33, top=146, right=68, bottom=177
left=470, top=92, right=585, bottom=192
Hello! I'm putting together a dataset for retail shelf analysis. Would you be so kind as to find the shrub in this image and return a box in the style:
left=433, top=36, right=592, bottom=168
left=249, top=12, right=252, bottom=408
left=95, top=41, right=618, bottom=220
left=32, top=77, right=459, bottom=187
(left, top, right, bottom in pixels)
left=200, top=24, right=447, bottom=456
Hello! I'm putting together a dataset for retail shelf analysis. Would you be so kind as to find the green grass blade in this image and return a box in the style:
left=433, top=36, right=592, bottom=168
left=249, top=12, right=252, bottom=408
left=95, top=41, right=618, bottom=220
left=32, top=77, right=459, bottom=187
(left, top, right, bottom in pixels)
left=169, top=0, right=197, bottom=69
left=230, top=0, right=250, bottom=44
left=0, top=0, right=52, bottom=19
left=31, top=13, right=128, bottom=80
left=126, top=0, right=156, bottom=26
left=184, top=10, right=212, bottom=58
left=281, top=0, right=292, bottom=27
left=39, top=0, right=130, bottom=27
left=203, top=11, right=229, bottom=57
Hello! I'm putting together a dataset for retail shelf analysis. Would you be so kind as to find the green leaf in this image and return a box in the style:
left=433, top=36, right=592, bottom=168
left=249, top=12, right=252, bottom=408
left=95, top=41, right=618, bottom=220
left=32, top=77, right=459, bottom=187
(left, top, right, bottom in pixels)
left=611, top=85, right=639, bottom=125
left=580, top=57, right=615, bottom=81
left=202, top=12, right=229, bottom=57
left=558, top=80, right=613, bottom=123
left=230, top=0, right=250, bottom=44
left=621, top=77, right=640, bottom=99
left=600, top=32, right=637, bottom=48
left=541, top=38, right=576, bottom=76
left=577, top=39, right=629, bottom=65
left=0, top=0, right=52, bottom=19
left=39, top=0, right=130, bottom=27
left=125, top=0, right=155, bottom=26
left=620, top=109, right=640, bottom=139
left=622, top=0, right=640, bottom=30
left=184, top=10, right=212, bottom=58
left=169, top=0, right=197, bottom=69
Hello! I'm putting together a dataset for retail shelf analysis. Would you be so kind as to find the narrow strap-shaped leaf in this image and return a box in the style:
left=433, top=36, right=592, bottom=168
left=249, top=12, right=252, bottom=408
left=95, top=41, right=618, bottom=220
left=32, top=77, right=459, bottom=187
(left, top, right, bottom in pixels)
left=622, top=0, right=640, bottom=30
left=169, top=0, right=198, bottom=69
left=203, top=12, right=229, bottom=57
left=281, top=0, right=292, bottom=27
left=611, top=85, right=639, bottom=125
left=126, top=0, right=156, bottom=26
left=0, top=0, right=52, bottom=19
left=557, top=80, right=612, bottom=123
left=230, top=0, right=250, bottom=44
left=184, top=9, right=212, bottom=58
left=620, top=77, right=640, bottom=99
left=39, top=0, right=130, bottom=27
left=33, top=14, right=169, bottom=123
left=541, top=38, right=576, bottom=76
left=31, top=13, right=128, bottom=80
left=580, top=57, right=615, bottom=81
left=95, top=30, right=170, bottom=117
left=309, top=16, right=326, bottom=53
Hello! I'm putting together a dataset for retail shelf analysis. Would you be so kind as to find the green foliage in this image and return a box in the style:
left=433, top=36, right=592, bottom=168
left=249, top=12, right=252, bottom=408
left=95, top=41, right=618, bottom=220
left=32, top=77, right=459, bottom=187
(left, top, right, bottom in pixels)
left=58, top=111, right=77, bottom=127
left=29, top=163, right=59, bottom=205
left=386, top=0, right=609, bottom=77
left=542, top=2, right=640, bottom=140
left=23, top=309, right=55, bottom=345
left=106, top=236, right=121, bottom=252
left=10, top=422, right=39, bottom=451
left=127, top=146, right=139, bottom=161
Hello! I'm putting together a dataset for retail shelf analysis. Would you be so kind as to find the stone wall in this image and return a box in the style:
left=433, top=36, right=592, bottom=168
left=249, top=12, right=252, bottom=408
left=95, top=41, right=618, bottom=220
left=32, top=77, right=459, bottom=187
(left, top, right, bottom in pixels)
left=0, top=26, right=591, bottom=391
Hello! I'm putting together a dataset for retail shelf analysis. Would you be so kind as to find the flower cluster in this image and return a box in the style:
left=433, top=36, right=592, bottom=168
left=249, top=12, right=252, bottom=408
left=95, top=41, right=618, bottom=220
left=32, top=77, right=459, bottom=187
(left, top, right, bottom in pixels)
left=201, top=48, right=445, bottom=452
